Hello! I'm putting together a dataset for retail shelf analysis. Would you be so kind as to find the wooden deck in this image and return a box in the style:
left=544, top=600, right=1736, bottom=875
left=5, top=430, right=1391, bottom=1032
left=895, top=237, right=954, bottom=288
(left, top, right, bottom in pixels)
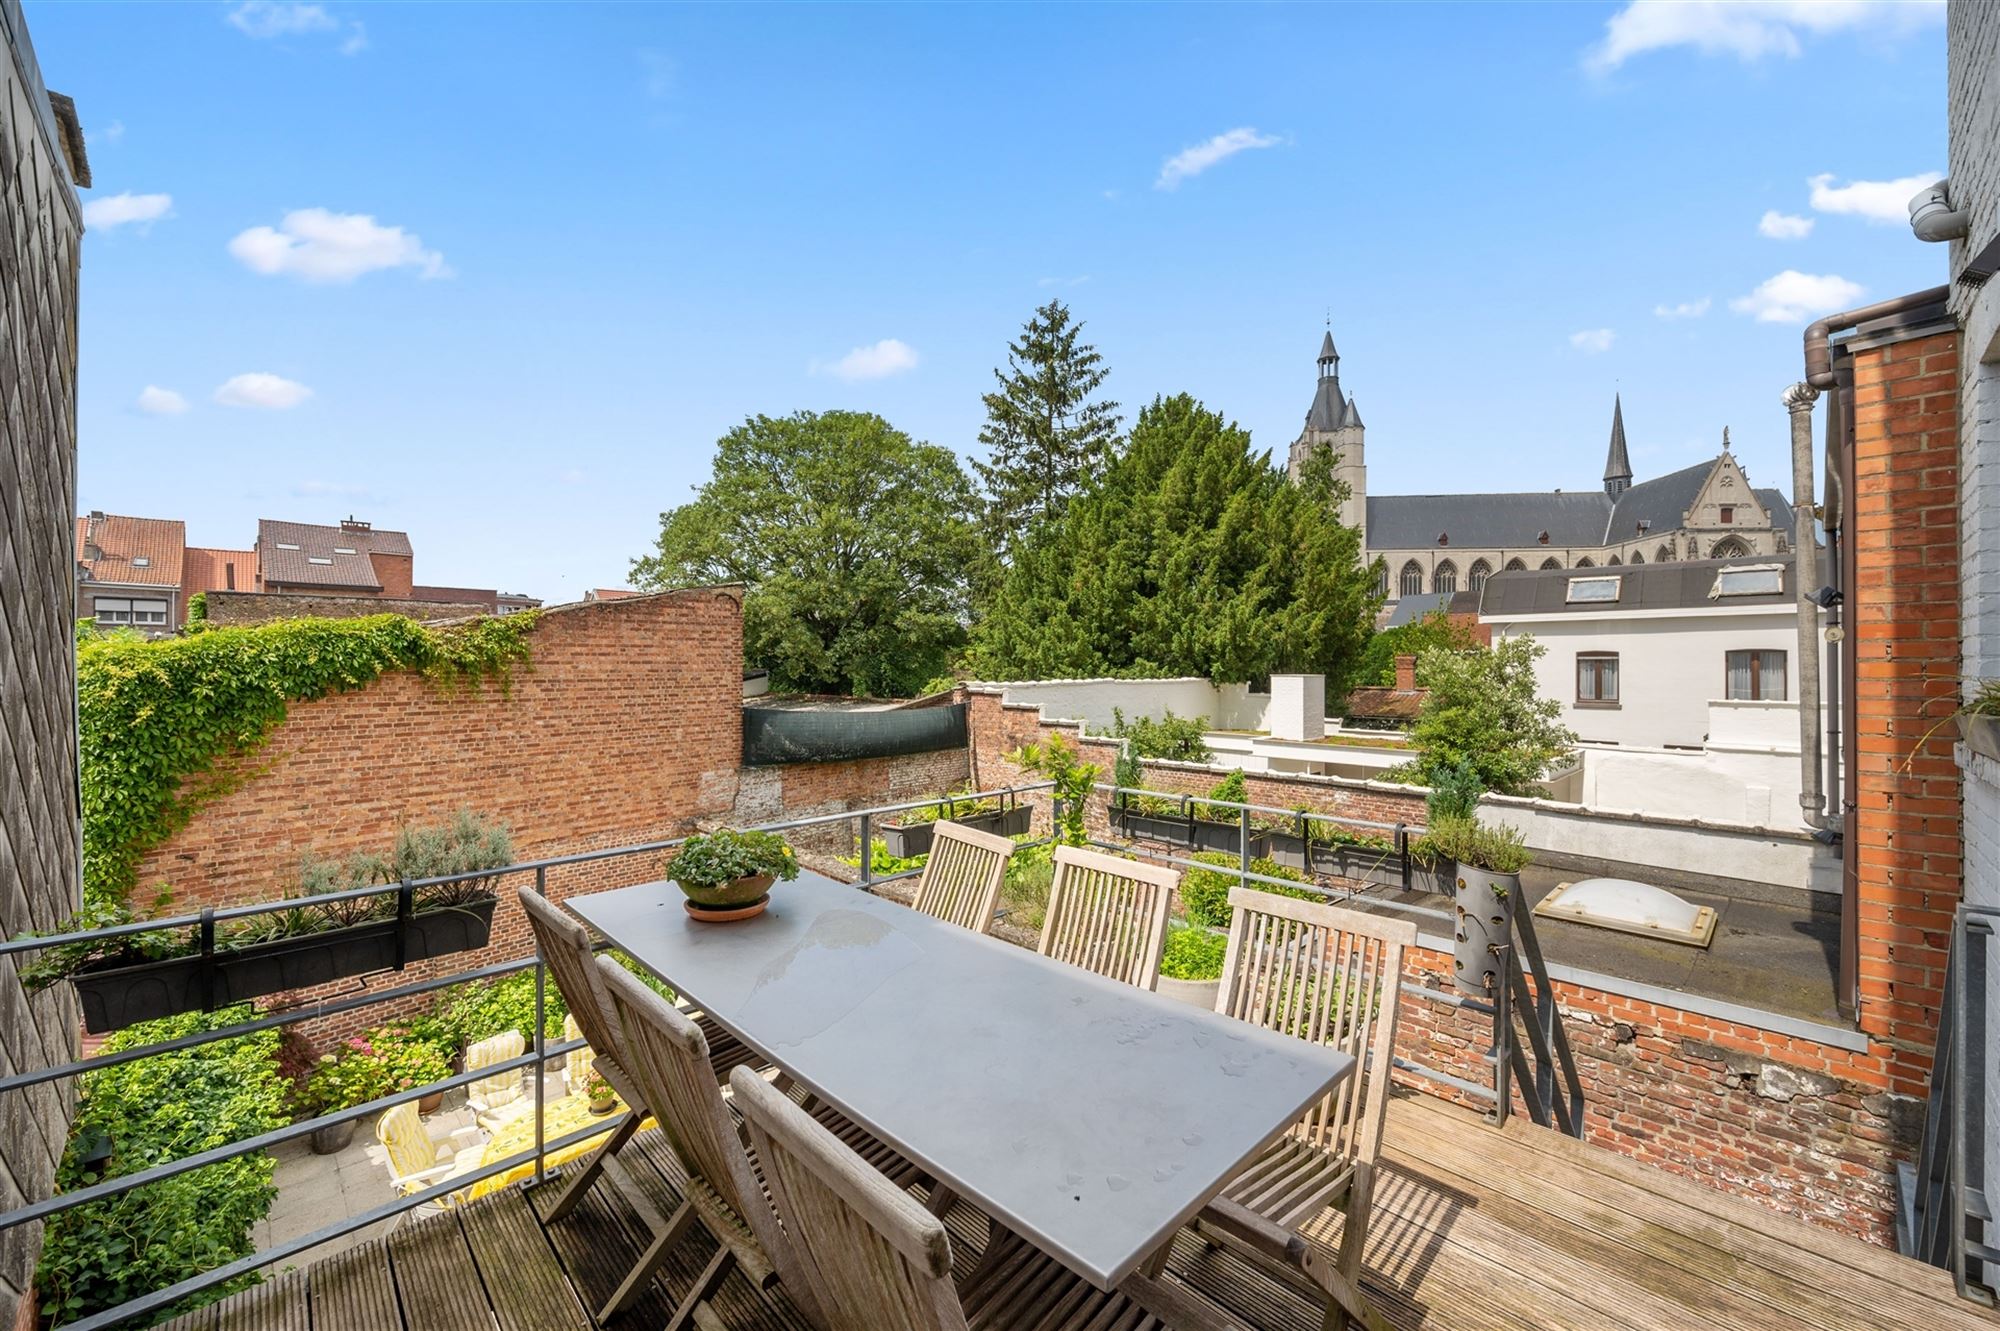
left=162, top=1093, right=1991, bottom=1331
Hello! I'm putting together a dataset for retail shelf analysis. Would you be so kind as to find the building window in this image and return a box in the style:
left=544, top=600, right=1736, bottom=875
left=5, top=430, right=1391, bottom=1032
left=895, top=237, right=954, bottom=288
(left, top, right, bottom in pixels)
left=1468, top=559, right=1492, bottom=593
left=132, top=556, right=150, bottom=568
left=1575, top=557, right=1595, bottom=569
left=1719, top=506, right=1734, bottom=524
left=1372, top=564, right=1388, bottom=597
left=1655, top=543, right=1674, bottom=563
left=1710, top=537, right=1752, bottom=561
left=1576, top=652, right=1619, bottom=706
left=1629, top=551, right=1645, bottom=565
left=1607, top=555, right=1621, bottom=566
left=1725, top=649, right=1786, bottom=701
left=1539, top=557, right=1562, bottom=571
left=1504, top=558, right=1526, bottom=572
left=93, top=597, right=169, bottom=627
left=1565, top=576, right=1620, bottom=604
left=1433, top=561, right=1458, bottom=595
left=1399, top=560, right=1423, bottom=597
left=334, top=546, right=357, bottom=555
left=275, top=542, right=300, bottom=551
left=308, top=556, right=334, bottom=566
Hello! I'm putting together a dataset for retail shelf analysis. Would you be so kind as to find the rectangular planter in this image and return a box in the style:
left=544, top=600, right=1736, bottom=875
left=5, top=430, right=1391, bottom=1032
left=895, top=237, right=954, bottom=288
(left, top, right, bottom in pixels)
left=1960, top=712, right=2000, bottom=764
left=70, top=897, right=498, bottom=1035
left=1110, top=806, right=1267, bottom=858
left=879, top=804, right=1032, bottom=859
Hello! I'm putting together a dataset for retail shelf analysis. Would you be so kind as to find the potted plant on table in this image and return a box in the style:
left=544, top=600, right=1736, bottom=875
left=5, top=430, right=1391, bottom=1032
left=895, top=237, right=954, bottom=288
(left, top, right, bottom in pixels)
left=1423, top=816, right=1531, bottom=997
left=668, top=828, right=800, bottom=922
left=1156, top=920, right=1228, bottom=1009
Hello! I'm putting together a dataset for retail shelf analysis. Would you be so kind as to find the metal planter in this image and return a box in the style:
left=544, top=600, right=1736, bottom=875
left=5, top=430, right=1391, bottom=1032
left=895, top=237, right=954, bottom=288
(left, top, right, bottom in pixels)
left=879, top=804, right=1032, bottom=859
left=1959, top=712, right=2000, bottom=764
left=1452, top=864, right=1515, bottom=997
left=1111, top=806, right=1265, bottom=856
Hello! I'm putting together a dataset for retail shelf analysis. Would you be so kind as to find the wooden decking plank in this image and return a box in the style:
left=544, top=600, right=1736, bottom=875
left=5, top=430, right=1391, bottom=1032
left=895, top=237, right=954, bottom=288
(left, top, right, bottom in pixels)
left=307, top=1238, right=403, bottom=1331
left=153, top=1298, right=222, bottom=1331
left=1391, top=1093, right=1983, bottom=1324
left=387, top=1210, right=496, bottom=1331
left=214, top=1268, right=307, bottom=1331
left=457, top=1187, right=589, bottom=1331
left=527, top=1154, right=681, bottom=1330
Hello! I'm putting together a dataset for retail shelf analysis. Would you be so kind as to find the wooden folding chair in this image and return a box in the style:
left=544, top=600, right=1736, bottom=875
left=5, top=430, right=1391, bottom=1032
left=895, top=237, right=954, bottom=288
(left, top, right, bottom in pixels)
left=1197, top=885, right=1414, bottom=1331
left=729, top=1066, right=1236, bottom=1331
left=1038, top=845, right=1177, bottom=989
left=909, top=819, right=1014, bottom=935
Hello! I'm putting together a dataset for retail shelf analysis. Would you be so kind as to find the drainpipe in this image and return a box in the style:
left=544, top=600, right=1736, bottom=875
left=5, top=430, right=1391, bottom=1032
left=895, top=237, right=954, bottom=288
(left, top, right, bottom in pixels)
left=1793, top=286, right=1953, bottom=832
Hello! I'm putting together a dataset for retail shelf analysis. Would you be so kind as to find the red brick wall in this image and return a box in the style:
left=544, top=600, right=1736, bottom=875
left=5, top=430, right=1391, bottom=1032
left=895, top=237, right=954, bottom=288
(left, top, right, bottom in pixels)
left=1849, top=329, right=1963, bottom=1096
left=369, top=552, right=414, bottom=598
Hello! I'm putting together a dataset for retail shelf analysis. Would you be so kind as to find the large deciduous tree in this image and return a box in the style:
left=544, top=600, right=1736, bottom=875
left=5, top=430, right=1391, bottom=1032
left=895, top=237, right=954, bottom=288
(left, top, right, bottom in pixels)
left=973, top=300, right=1121, bottom=553
left=631, top=410, right=983, bottom=698
left=967, top=394, right=1382, bottom=687
left=1395, top=635, right=1576, bottom=796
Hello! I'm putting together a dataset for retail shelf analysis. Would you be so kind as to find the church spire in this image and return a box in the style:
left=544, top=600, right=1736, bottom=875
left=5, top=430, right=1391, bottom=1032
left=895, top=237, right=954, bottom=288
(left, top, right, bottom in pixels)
left=1304, top=328, right=1346, bottom=431
left=1603, top=393, right=1633, bottom=498
left=1318, top=328, right=1338, bottom=377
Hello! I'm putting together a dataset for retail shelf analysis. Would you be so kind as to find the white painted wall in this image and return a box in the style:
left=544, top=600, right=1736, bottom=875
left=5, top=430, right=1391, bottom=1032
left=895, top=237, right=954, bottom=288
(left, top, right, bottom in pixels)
left=1486, top=606, right=1819, bottom=750
left=1480, top=793, right=1822, bottom=892
left=965, top=677, right=1220, bottom=734
left=1577, top=741, right=1802, bottom=830
left=1268, top=675, right=1326, bottom=741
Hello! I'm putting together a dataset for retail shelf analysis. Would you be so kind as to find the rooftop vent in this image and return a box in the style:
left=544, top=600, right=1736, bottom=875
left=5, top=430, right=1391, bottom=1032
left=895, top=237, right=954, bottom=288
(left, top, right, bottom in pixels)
left=341, top=516, right=372, bottom=533
left=1533, top=878, right=1717, bottom=948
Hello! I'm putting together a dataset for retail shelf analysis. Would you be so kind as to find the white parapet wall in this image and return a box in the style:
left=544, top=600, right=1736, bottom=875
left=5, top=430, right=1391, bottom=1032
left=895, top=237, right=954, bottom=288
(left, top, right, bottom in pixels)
left=964, top=676, right=1271, bottom=735
left=1479, top=791, right=1823, bottom=893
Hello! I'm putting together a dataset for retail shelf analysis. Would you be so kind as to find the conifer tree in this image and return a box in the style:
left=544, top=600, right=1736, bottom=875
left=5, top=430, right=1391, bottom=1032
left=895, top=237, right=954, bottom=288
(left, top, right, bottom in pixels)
left=973, top=300, right=1121, bottom=553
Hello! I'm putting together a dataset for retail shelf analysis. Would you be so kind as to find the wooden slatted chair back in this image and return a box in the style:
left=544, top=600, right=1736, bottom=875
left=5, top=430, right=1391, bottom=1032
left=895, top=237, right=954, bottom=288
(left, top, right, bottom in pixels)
left=592, top=959, right=783, bottom=1250
left=1217, top=885, right=1415, bottom=1167
left=728, top=1066, right=966, bottom=1331
left=465, top=1030, right=525, bottom=1107
left=518, top=887, right=623, bottom=1056
left=1038, top=846, right=1178, bottom=989
left=909, top=820, right=1014, bottom=935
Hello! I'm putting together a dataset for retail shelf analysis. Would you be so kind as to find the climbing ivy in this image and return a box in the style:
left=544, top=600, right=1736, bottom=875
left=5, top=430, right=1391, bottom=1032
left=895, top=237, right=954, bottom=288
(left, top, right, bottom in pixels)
left=79, top=612, right=540, bottom=908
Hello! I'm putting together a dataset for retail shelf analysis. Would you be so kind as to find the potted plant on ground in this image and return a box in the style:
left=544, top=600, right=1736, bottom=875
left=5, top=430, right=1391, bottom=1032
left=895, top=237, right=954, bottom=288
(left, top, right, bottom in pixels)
left=1156, top=920, right=1227, bottom=1009
left=583, top=1069, right=617, bottom=1115
left=668, top=828, right=799, bottom=922
left=299, top=1035, right=390, bottom=1154
left=1423, top=815, right=1531, bottom=997
left=365, top=1021, right=457, bottom=1115
left=1178, top=852, right=1320, bottom=931
left=878, top=788, right=1032, bottom=858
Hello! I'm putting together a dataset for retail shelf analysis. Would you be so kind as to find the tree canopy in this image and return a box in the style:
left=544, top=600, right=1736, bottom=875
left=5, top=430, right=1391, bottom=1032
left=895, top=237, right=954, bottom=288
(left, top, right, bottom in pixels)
left=1394, top=635, right=1575, bottom=795
left=1354, top=609, right=1484, bottom=689
left=631, top=410, right=983, bottom=697
left=966, top=394, right=1381, bottom=686
left=972, top=299, right=1121, bottom=554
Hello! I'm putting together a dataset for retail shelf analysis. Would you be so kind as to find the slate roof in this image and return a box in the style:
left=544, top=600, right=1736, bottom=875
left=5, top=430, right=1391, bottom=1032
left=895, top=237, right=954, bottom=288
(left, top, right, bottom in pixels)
left=1478, top=555, right=1796, bottom=618
left=1305, top=374, right=1346, bottom=432
left=1385, top=592, right=1452, bottom=627
left=75, top=513, right=183, bottom=587
left=257, top=519, right=412, bottom=590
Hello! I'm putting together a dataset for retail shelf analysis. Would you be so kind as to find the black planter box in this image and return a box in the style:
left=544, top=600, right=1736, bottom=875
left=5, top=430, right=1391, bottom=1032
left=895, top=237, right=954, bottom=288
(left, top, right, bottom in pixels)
left=1110, top=806, right=1266, bottom=857
left=70, top=897, right=498, bottom=1035
left=880, top=804, right=1032, bottom=859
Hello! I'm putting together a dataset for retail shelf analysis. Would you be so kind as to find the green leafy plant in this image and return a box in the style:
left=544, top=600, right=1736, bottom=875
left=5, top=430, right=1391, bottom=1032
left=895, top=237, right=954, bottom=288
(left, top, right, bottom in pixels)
left=1178, top=852, right=1318, bottom=929
left=79, top=612, right=539, bottom=910
left=668, top=828, right=799, bottom=890
left=1159, top=922, right=1228, bottom=982
left=1000, top=840, right=1055, bottom=929
left=1009, top=732, right=1099, bottom=846
left=299, top=1034, right=393, bottom=1116
left=1109, top=707, right=1212, bottom=762
left=15, top=892, right=189, bottom=991
left=1203, top=769, right=1248, bottom=816
left=184, top=591, right=208, bottom=626
left=36, top=1008, right=287, bottom=1326
left=894, top=787, right=1002, bottom=825
left=839, top=839, right=927, bottom=878
left=1421, top=815, right=1531, bottom=875
left=438, top=970, right=570, bottom=1048
left=1112, top=744, right=1143, bottom=802
left=1425, top=759, right=1484, bottom=824
left=361, top=1022, right=455, bottom=1096
left=583, top=1068, right=615, bottom=1106
left=1388, top=636, right=1574, bottom=796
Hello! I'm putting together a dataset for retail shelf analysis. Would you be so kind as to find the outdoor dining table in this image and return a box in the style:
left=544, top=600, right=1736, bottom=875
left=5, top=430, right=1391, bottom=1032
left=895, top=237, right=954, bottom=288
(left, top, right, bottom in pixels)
left=570, top=868, right=1355, bottom=1289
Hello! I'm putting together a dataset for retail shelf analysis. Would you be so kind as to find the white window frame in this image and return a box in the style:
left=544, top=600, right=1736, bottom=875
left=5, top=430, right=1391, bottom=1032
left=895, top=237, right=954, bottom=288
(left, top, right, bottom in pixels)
left=1565, top=575, right=1621, bottom=604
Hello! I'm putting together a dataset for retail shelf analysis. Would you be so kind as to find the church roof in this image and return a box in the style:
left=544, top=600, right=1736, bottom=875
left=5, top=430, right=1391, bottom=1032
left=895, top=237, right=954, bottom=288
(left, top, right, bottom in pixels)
left=1603, top=394, right=1632, bottom=486
left=1342, top=396, right=1363, bottom=428
left=1367, top=490, right=1613, bottom=550
left=1318, top=330, right=1337, bottom=363
left=1305, top=376, right=1346, bottom=431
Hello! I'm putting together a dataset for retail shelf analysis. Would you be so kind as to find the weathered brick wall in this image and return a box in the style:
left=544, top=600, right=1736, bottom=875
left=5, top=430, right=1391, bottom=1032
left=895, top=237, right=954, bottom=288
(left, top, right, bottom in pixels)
left=201, top=590, right=487, bottom=626
left=0, top=5, right=84, bottom=1324
left=1849, top=329, right=1963, bottom=1097
left=1948, top=0, right=2000, bottom=1228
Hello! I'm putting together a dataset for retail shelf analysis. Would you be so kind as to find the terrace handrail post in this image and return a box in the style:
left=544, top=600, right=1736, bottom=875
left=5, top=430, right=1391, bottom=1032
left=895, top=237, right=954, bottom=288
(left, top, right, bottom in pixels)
left=533, top=865, right=548, bottom=1185
left=1238, top=806, right=1251, bottom=881
left=858, top=812, right=874, bottom=888
left=393, top=877, right=412, bottom=972
left=1491, top=941, right=1514, bottom=1129
left=198, top=908, right=216, bottom=1014
left=1395, top=823, right=1410, bottom=892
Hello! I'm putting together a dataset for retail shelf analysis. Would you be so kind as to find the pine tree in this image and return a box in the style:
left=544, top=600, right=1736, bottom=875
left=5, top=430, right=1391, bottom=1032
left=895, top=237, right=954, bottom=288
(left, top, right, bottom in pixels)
left=973, top=300, right=1121, bottom=553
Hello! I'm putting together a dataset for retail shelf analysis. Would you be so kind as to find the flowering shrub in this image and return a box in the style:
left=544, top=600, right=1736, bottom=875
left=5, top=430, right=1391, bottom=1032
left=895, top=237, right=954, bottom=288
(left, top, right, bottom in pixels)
left=364, top=1023, right=455, bottom=1096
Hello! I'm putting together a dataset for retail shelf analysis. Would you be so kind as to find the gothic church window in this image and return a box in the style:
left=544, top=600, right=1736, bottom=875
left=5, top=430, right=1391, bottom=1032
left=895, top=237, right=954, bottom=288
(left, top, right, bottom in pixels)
left=1433, top=561, right=1458, bottom=595
left=1468, top=559, right=1492, bottom=593
left=1399, top=561, right=1423, bottom=597
left=1539, top=557, right=1562, bottom=570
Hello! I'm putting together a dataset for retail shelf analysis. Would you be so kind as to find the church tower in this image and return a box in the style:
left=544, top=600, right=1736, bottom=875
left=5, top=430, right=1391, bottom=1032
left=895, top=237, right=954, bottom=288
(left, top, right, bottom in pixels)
left=1288, top=328, right=1367, bottom=538
left=1603, top=393, right=1633, bottom=498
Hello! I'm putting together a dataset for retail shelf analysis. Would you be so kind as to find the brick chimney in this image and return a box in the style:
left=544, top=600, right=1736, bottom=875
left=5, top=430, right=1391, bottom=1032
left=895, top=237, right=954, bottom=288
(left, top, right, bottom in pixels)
left=1394, top=655, right=1417, bottom=692
left=340, top=516, right=372, bottom=533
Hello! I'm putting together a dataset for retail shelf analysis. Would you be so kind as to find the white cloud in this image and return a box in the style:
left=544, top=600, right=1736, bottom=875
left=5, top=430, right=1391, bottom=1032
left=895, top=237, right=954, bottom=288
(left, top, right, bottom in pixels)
left=1653, top=297, right=1711, bottom=320
left=339, top=21, right=367, bottom=55
left=1569, top=328, right=1616, bottom=354
left=1758, top=210, right=1814, bottom=239
left=1155, top=127, right=1281, bottom=191
left=557, top=468, right=588, bottom=485
left=227, top=2, right=337, bottom=38
left=83, top=192, right=172, bottom=231
left=228, top=208, right=449, bottom=283
left=136, top=386, right=188, bottom=415
left=1585, top=0, right=1942, bottom=73
left=814, top=339, right=919, bottom=382
left=1729, top=270, right=1865, bottom=324
left=1808, top=170, right=1944, bottom=223
left=214, top=372, right=313, bottom=409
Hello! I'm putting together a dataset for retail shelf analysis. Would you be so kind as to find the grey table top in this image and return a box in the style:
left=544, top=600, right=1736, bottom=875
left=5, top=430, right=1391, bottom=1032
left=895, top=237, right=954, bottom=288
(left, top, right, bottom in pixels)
left=570, top=870, right=1354, bottom=1288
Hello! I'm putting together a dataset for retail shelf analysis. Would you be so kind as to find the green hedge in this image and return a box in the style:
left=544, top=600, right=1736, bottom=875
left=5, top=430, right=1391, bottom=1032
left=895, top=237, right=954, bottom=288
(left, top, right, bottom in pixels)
left=37, top=1008, right=287, bottom=1327
left=1178, top=851, right=1318, bottom=929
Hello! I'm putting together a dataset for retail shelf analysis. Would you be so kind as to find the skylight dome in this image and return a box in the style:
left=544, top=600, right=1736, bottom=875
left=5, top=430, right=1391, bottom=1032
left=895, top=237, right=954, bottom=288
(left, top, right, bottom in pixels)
left=1532, top=878, right=1717, bottom=948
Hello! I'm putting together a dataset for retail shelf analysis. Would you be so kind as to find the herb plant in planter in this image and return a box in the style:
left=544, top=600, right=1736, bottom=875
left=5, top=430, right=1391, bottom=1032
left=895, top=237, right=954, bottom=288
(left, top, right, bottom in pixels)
left=668, top=828, right=799, bottom=922
left=878, top=788, right=1031, bottom=858
left=1156, top=920, right=1228, bottom=1009
left=1425, top=815, right=1531, bottom=997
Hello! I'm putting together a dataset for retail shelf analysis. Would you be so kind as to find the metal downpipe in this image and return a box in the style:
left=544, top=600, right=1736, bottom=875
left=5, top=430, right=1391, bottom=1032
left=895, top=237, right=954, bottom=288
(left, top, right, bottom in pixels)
left=1785, top=382, right=1830, bottom=830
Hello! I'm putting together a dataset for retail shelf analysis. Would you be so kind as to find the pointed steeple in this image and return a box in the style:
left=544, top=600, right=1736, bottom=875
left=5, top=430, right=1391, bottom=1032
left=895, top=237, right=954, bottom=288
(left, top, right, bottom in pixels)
left=1342, top=394, right=1364, bottom=428
left=1603, top=393, right=1633, bottom=498
left=1304, top=328, right=1346, bottom=431
left=1318, top=329, right=1338, bottom=374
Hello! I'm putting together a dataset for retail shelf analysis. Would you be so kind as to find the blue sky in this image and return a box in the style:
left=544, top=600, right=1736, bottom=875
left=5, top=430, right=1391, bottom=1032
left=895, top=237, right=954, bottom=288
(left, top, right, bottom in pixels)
left=31, top=1, right=1947, bottom=600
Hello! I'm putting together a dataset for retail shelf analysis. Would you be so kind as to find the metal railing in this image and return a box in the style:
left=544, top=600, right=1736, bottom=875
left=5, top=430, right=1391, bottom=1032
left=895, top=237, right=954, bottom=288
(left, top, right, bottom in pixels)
left=1901, top=903, right=1997, bottom=1306
left=0, top=781, right=1053, bottom=1331
left=1095, top=781, right=1587, bottom=1136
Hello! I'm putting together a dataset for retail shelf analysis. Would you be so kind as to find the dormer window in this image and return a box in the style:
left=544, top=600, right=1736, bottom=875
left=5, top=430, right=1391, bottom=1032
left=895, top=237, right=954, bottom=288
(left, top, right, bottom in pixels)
left=1712, top=565, right=1782, bottom=597
left=1719, top=506, right=1735, bottom=524
left=1565, top=575, right=1621, bottom=604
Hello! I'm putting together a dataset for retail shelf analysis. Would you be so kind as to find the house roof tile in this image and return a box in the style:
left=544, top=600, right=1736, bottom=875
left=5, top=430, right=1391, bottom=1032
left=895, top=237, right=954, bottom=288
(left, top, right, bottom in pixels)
left=257, top=519, right=411, bottom=589
left=75, top=513, right=184, bottom=587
